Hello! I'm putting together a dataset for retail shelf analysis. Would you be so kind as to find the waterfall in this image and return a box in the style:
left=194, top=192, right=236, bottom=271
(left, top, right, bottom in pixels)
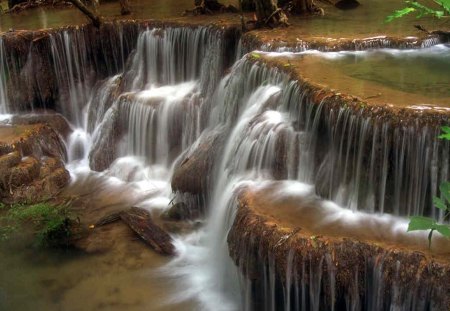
left=167, top=54, right=448, bottom=310
left=0, top=38, right=8, bottom=114
left=211, top=56, right=448, bottom=220
left=49, top=30, right=94, bottom=126
left=121, top=81, right=201, bottom=165
left=85, top=26, right=227, bottom=171
left=1, top=23, right=448, bottom=311
left=123, top=27, right=224, bottom=97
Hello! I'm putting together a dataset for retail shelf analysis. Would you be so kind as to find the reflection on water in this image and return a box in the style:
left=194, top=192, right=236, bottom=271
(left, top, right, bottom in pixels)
left=0, top=236, right=195, bottom=311
left=322, top=45, right=450, bottom=98
left=0, top=0, right=443, bottom=39
left=0, top=0, right=238, bottom=31
left=262, top=44, right=450, bottom=108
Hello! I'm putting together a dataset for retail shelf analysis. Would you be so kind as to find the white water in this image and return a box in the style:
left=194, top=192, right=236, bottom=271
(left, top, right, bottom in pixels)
left=1, top=25, right=449, bottom=310
left=0, top=38, right=8, bottom=114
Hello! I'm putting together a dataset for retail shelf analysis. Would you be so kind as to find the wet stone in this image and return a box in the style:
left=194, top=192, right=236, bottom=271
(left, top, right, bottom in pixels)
left=161, top=202, right=190, bottom=221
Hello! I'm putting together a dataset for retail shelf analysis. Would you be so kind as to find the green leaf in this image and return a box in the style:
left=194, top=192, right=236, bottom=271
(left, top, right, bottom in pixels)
left=438, top=126, right=450, bottom=140
left=251, top=53, right=261, bottom=59
left=385, top=7, right=416, bottom=22
left=439, top=181, right=450, bottom=203
left=433, top=196, right=447, bottom=210
left=407, top=216, right=435, bottom=231
left=408, top=1, right=435, bottom=13
left=434, top=224, right=450, bottom=237
left=434, top=10, right=445, bottom=17
left=435, top=0, right=450, bottom=14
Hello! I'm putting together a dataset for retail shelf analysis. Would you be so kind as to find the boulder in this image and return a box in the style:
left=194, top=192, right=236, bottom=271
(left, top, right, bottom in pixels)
left=1, top=156, right=70, bottom=204
left=171, top=130, right=225, bottom=196
left=4, top=156, right=40, bottom=188
left=161, top=202, right=190, bottom=221
left=11, top=113, right=72, bottom=139
left=0, top=151, right=21, bottom=173
left=0, top=123, right=67, bottom=160
left=0, top=123, right=70, bottom=204
left=88, top=105, right=123, bottom=171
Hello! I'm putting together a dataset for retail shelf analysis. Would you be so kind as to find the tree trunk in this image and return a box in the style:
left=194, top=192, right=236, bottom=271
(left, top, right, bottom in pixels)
left=67, top=0, right=102, bottom=28
left=241, top=0, right=255, bottom=11
left=119, top=0, right=131, bottom=15
left=204, top=0, right=223, bottom=10
left=292, top=0, right=322, bottom=14
left=7, top=0, right=26, bottom=9
left=254, top=0, right=289, bottom=27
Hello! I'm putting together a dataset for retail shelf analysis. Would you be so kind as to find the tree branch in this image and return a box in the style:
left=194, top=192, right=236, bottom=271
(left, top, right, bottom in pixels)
left=67, top=0, right=102, bottom=28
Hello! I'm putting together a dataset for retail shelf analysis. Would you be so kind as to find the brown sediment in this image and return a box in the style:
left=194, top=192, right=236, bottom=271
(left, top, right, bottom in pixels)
left=228, top=186, right=450, bottom=310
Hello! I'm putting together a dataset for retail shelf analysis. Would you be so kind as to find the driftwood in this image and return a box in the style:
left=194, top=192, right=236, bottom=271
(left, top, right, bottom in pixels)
left=94, top=211, right=122, bottom=227
left=120, top=207, right=175, bottom=256
left=66, top=0, right=102, bottom=28
left=182, top=0, right=238, bottom=16
left=414, top=24, right=450, bottom=41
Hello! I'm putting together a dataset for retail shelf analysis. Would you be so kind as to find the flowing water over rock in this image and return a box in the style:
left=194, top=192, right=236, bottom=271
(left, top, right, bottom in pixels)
left=0, top=38, right=8, bottom=114
left=0, top=22, right=449, bottom=310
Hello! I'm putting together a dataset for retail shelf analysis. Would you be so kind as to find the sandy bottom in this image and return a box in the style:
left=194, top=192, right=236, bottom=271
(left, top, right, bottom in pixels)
left=0, top=220, right=197, bottom=311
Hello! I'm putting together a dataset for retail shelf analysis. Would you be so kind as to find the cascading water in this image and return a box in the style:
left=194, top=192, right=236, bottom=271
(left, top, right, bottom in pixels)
left=167, top=53, right=449, bottom=310
left=1, top=22, right=449, bottom=311
left=50, top=30, right=94, bottom=126
left=0, top=38, right=8, bottom=115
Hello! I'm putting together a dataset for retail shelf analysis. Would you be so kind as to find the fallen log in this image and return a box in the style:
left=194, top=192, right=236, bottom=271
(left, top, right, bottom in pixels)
left=94, top=211, right=122, bottom=227
left=120, top=207, right=176, bottom=256
left=66, top=0, right=102, bottom=28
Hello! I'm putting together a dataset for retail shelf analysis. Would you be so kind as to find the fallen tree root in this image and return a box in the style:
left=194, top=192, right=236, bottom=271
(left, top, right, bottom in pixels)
left=120, top=207, right=176, bottom=256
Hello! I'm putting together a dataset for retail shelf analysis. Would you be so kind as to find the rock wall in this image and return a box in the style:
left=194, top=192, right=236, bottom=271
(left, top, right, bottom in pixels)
left=0, top=114, right=70, bottom=203
left=228, top=191, right=450, bottom=311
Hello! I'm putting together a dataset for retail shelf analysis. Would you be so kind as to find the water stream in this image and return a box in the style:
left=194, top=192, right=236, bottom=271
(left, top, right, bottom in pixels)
left=0, top=24, right=449, bottom=310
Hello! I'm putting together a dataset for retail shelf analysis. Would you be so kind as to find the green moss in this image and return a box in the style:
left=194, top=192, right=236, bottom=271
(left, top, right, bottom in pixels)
left=0, top=201, right=76, bottom=247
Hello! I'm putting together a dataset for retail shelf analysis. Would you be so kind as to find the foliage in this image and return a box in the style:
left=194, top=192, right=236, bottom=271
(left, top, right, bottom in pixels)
left=438, top=125, right=450, bottom=140
left=0, top=201, right=75, bottom=247
left=407, top=127, right=450, bottom=248
left=385, top=0, right=450, bottom=22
